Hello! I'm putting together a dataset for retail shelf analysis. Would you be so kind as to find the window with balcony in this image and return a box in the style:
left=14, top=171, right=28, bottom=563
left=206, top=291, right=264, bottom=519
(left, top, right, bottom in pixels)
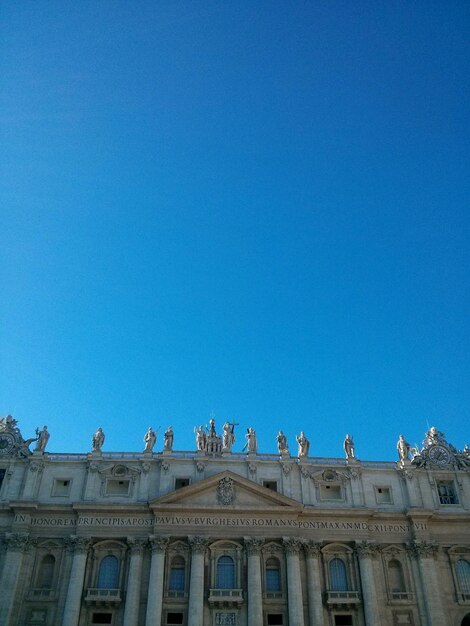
left=217, top=556, right=235, bottom=589
left=330, top=558, right=348, bottom=591
left=388, top=559, right=407, bottom=599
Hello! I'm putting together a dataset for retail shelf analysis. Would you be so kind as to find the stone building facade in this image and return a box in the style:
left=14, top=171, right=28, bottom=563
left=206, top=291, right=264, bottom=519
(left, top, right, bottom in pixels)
left=0, top=416, right=469, bottom=626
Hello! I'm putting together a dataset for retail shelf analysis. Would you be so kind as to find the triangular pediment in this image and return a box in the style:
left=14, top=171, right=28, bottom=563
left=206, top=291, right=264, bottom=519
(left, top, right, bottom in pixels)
left=150, top=470, right=303, bottom=512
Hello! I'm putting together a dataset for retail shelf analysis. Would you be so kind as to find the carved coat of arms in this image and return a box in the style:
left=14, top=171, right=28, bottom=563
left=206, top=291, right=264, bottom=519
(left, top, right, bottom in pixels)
left=217, top=477, right=235, bottom=505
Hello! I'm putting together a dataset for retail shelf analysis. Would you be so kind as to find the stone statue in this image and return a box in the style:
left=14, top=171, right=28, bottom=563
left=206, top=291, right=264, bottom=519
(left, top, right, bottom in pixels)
left=163, top=426, right=173, bottom=451
left=195, top=425, right=206, bottom=451
left=296, top=431, right=309, bottom=457
left=143, top=426, right=157, bottom=453
left=276, top=431, right=289, bottom=456
left=244, top=427, right=257, bottom=454
left=223, top=422, right=236, bottom=452
left=208, top=418, right=217, bottom=438
left=343, top=434, right=355, bottom=459
left=397, top=434, right=411, bottom=461
left=35, top=425, right=50, bottom=452
left=92, top=427, right=105, bottom=452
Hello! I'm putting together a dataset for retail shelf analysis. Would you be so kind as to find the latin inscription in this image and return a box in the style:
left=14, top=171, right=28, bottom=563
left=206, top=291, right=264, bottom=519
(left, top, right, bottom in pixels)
left=14, top=513, right=427, bottom=533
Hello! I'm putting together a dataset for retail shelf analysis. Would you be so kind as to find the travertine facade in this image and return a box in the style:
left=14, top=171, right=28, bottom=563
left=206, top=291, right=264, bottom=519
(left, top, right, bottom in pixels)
left=0, top=415, right=469, bottom=626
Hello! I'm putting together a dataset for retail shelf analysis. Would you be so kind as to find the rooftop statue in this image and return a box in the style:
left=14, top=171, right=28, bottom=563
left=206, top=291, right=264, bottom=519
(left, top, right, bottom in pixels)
left=163, top=426, right=173, bottom=451
left=276, top=431, right=289, bottom=456
left=0, top=415, right=36, bottom=457
left=222, top=421, right=237, bottom=452
left=143, top=426, right=157, bottom=453
left=35, top=425, right=50, bottom=452
left=243, top=427, right=257, bottom=454
left=92, top=427, right=105, bottom=452
left=343, top=434, right=356, bottom=460
left=296, top=431, right=309, bottom=457
left=397, top=434, right=411, bottom=462
left=194, top=425, right=206, bottom=451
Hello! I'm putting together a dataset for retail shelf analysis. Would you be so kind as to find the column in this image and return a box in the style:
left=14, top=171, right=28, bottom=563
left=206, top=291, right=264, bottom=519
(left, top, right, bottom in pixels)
left=283, top=537, right=305, bottom=626
left=188, top=536, right=208, bottom=626
left=355, top=542, right=381, bottom=626
left=411, top=541, right=449, bottom=626
left=0, top=533, right=31, bottom=625
left=304, top=541, right=324, bottom=626
left=62, top=536, right=91, bottom=626
left=145, top=536, right=169, bottom=626
left=244, top=537, right=264, bottom=626
left=123, top=538, right=146, bottom=626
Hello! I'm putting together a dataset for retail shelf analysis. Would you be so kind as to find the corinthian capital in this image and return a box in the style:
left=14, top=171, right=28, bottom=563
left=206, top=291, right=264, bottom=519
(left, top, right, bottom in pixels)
left=5, top=532, right=31, bottom=552
left=410, top=540, right=438, bottom=558
left=303, top=540, right=322, bottom=557
left=355, top=541, right=378, bottom=558
left=244, top=537, right=264, bottom=555
left=188, top=536, right=209, bottom=553
left=283, top=537, right=302, bottom=555
left=65, top=535, right=91, bottom=554
left=127, top=537, right=147, bottom=554
left=149, top=535, right=170, bottom=553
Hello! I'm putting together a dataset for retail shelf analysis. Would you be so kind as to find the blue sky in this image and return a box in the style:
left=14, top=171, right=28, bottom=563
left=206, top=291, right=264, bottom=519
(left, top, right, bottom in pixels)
left=1, top=1, right=469, bottom=459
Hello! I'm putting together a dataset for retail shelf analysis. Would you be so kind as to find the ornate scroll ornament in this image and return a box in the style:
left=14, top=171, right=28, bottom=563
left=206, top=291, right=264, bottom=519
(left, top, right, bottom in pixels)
left=196, top=461, right=206, bottom=472
left=217, top=476, right=235, bottom=505
left=161, top=460, right=170, bottom=473
left=5, top=532, right=31, bottom=552
left=140, top=462, right=150, bottom=474
left=248, top=462, right=257, bottom=475
left=283, top=537, right=302, bottom=555
left=65, top=535, right=91, bottom=554
left=299, top=465, right=311, bottom=478
left=127, top=537, right=147, bottom=554
left=88, top=461, right=100, bottom=473
left=149, top=535, right=170, bottom=553
left=303, top=540, right=322, bottom=557
left=355, top=541, right=379, bottom=558
left=188, top=536, right=209, bottom=553
left=244, top=537, right=264, bottom=556
left=410, top=540, right=438, bottom=559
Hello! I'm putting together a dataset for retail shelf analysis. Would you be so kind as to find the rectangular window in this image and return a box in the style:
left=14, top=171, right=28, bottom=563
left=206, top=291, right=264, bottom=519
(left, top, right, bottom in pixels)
left=166, top=613, right=184, bottom=625
left=267, top=615, right=283, bottom=625
left=92, top=614, right=112, bottom=624
left=437, top=481, right=458, bottom=505
left=375, top=486, right=392, bottom=504
left=320, top=484, right=342, bottom=500
left=106, top=479, right=130, bottom=496
left=52, top=478, right=71, bottom=497
left=263, top=480, right=278, bottom=492
left=174, top=478, right=190, bottom=490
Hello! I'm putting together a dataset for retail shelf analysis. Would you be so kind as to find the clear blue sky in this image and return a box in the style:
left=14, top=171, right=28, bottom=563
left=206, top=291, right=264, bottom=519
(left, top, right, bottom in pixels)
left=1, top=2, right=469, bottom=459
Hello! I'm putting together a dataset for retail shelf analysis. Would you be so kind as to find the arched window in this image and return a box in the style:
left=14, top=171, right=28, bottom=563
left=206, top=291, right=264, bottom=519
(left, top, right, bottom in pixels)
left=37, top=554, right=55, bottom=589
left=329, top=558, right=348, bottom=591
left=169, top=556, right=186, bottom=592
left=456, top=560, right=470, bottom=594
left=97, top=555, right=119, bottom=589
left=265, top=557, right=281, bottom=593
left=388, top=559, right=406, bottom=593
left=216, top=556, right=235, bottom=589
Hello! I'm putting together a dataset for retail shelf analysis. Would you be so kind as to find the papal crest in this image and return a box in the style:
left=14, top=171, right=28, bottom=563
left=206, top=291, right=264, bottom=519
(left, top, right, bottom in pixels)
left=217, top=476, right=235, bottom=505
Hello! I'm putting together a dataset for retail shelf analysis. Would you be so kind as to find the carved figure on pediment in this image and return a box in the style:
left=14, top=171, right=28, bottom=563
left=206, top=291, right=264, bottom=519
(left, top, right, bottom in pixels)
left=243, top=428, right=257, bottom=454
left=92, top=427, right=105, bottom=452
left=194, top=425, right=206, bottom=451
left=143, top=426, right=157, bottom=453
left=343, top=434, right=355, bottom=459
left=163, top=426, right=174, bottom=451
left=276, top=431, right=289, bottom=456
left=296, top=431, right=309, bottom=457
left=397, top=434, right=411, bottom=462
left=217, top=476, right=235, bottom=505
left=222, top=422, right=237, bottom=452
